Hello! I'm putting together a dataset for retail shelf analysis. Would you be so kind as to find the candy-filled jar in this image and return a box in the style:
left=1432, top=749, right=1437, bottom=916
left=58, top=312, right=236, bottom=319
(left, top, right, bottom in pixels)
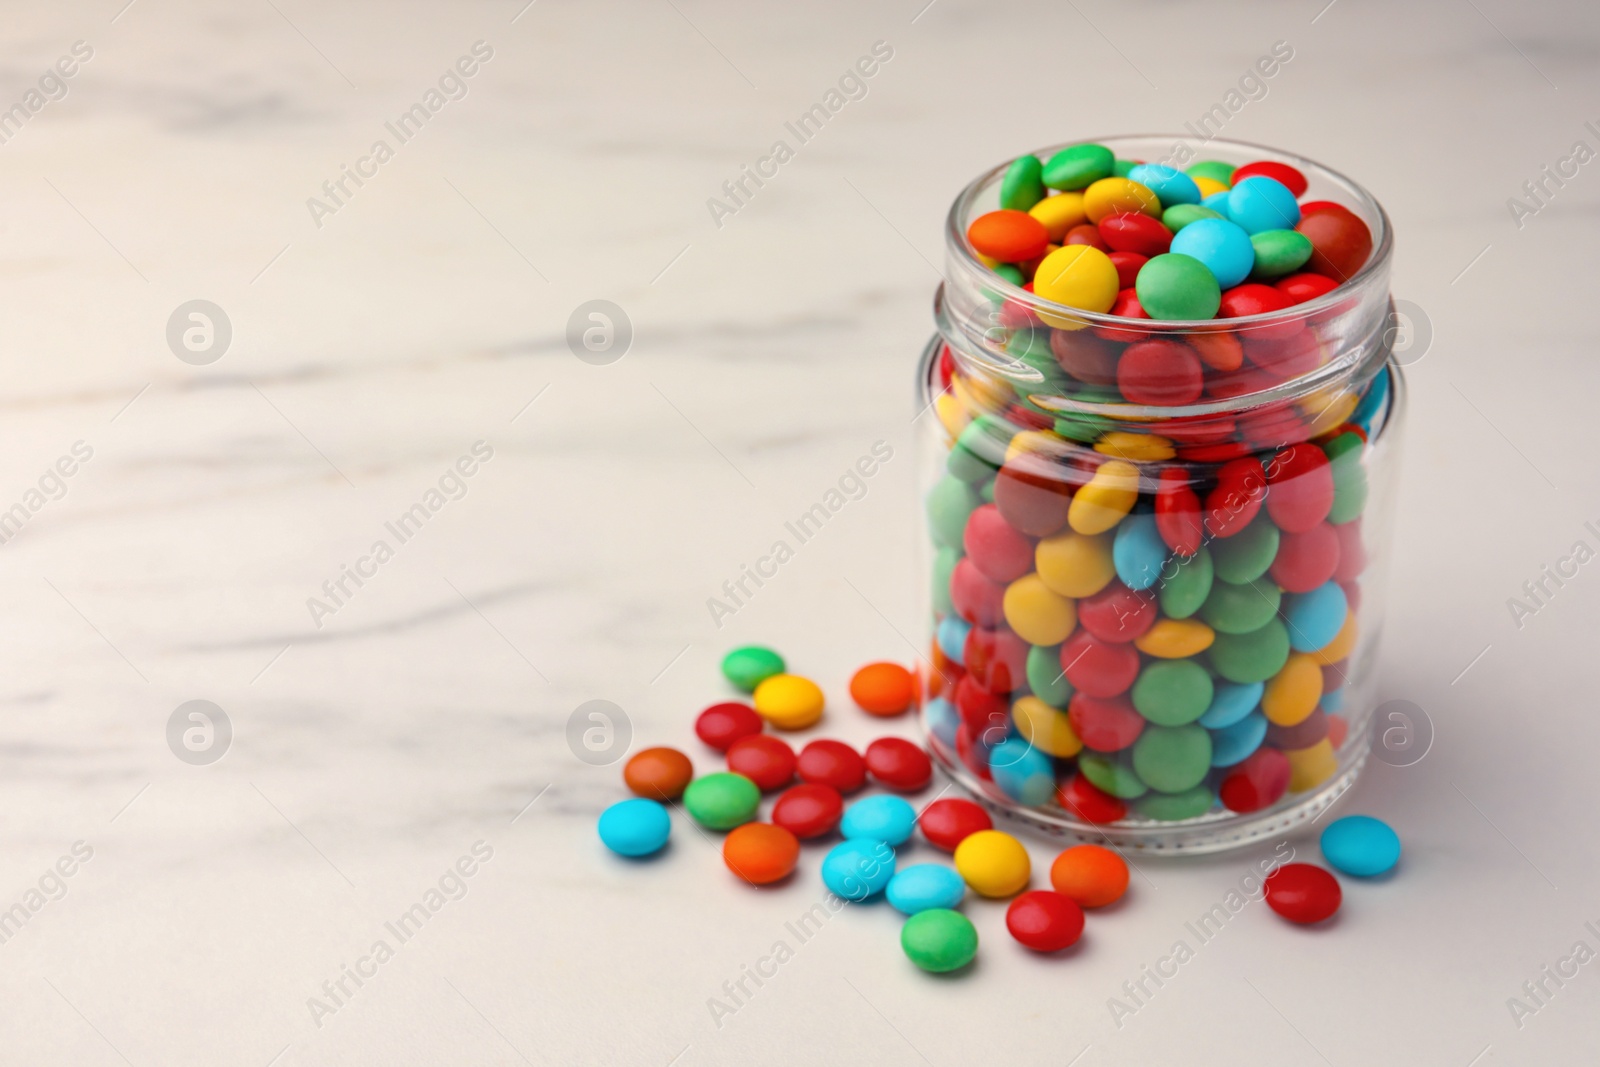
left=917, top=136, right=1404, bottom=852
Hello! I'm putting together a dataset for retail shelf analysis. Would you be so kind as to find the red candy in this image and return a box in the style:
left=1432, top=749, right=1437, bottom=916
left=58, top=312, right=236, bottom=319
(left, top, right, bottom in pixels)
left=954, top=724, right=993, bottom=779
left=918, top=797, right=992, bottom=851
left=1096, top=289, right=1150, bottom=344
left=1098, top=212, right=1172, bottom=257
left=1327, top=714, right=1349, bottom=748
left=1297, top=200, right=1349, bottom=219
left=1204, top=457, right=1266, bottom=538
left=1068, top=692, right=1144, bottom=752
left=771, top=783, right=843, bottom=839
left=1057, top=774, right=1127, bottom=823
left=964, top=626, right=1028, bottom=693
left=950, top=558, right=1006, bottom=627
left=1051, top=329, right=1120, bottom=385
left=1063, top=223, right=1109, bottom=251
left=1270, top=521, right=1341, bottom=593
left=695, top=702, right=763, bottom=751
left=864, top=737, right=933, bottom=792
left=1060, top=631, right=1140, bottom=696
left=1006, top=890, right=1085, bottom=952
left=1231, top=160, right=1308, bottom=197
left=1264, top=863, right=1342, bottom=924
left=1297, top=209, right=1373, bottom=282
left=726, top=735, right=796, bottom=791
left=1155, top=467, right=1203, bottom=557
left=796, top=739, right=866, bottom=794
left=1190, top=330, right=1244, bottom=373
left=1118, top=339, right=1203, bottom=405
left=963, top=504, right=1035, bottom=583
left=993, top=467, right=1071, bottom=537
left=1332, top=519, right=1366, bottom=582
left=1245, top=330, right=1322, bottom=380
left=1077, top=581, right=1158, bottom=643
left=1109, top=251, right=1147, bottom=290
left=1218, top=747, right=1290, bottom=813
left=1265, top=443, right=1335, bottom=533
left=954, top=674, right=1008, bottom=735
left=1218, top=282, right=1292, bottom=321
left=967, top=210, right=1049, bottom=262
left=1275, top=272, right=1339, bottom=305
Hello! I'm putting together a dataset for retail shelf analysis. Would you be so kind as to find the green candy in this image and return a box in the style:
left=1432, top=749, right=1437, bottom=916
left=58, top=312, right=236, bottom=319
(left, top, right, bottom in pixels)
left=1325, top=432, right=1369, bottom=524
left=1043, top=143, right=1114, bottom=191
left=1200, top=576, right=1283, bottom=634
left=1131, top=724, right=1213, bottom=794
left=721, top=646, right=785, bottom=692
left=1007, top=327, right=1057, bottom=377
left=1054, top=412, right=1115, bottom=443
left=932, top=548, right=959, bottom=615
left=978, top=476, right=997, bottom=503
left=1078, top=753, right=1148, bottom=799
left=1000, top=154, right=1046, bottom=212
left=1131, top=660, right=1214, bottom=726
left=1162, top=203, right=1224, bottom=233
left=1026, top=643, right=1073, bottom=707
left=1249, top=229, right=1314, bottom=279
left=1209, top=618, right=1291, bottom=684
left=948, top=418, right=1003, bottom=483
left=1211, top=514, right=1281, bottom=584
left=1185, top=160, right=1236, bottom=185
left=1137, top=784, right=1217, bottom=821
left=1112, top=158, right=1137, bottom=178
left=1159, top=546, right=1213, bottom=619
left=982, top=263, right=1026, bottom=303
left=901, top=908, right=978, bottom=973
left=682, top=772, right=760, bottom=830
left=1135, top=253, right=1221, bottom=320
left=926, top=475, right=980, bottom=548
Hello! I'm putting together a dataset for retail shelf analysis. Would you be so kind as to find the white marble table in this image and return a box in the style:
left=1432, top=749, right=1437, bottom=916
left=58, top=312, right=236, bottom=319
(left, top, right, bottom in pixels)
left=1, top=0, right=1597, bottom=1063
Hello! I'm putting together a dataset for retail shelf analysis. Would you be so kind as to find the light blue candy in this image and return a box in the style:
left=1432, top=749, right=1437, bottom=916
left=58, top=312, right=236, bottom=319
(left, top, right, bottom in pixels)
left=821, top=838, right=896, bottom=900
left=926, top=696, right=960, bottom=748
left=1199, top=680, right=1264, bottom=729
left=597, top=798, right=671, bottom=857
left=1353, top=366, right=1390, bottom=431
left=987, top=737, right=1055, bottom=806
left=1321, top=688, right=1346, bottom=712
left=886, top=864, right=966, bottom=915
left=1209, top=712, right=1267, bottom=767
left=1227, top=176, right=1301, bottom=235
left=1127, top=163, right=1201, bottom=207
left=1320, top=815, right=1401, bottom=877
left=841, top=795, right=917, bottom=846
left=1113, top=512, right=1168, bottom=591
left=1170, top=217, right=1256, bottom=290
left=936, top=615, right=971, bottom=665
left=1202, top=190, right=1232, bottom=216
left=1284, top=581, right=1349, bottom=653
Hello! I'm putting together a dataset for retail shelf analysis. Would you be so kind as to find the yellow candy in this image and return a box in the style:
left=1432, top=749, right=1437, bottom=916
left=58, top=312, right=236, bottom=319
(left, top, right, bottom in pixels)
left=951, top=369, right=1011, bottom=416
left=1083, top=177, right=1161, bottom=223
left=1012, top=695, right=1082, bottom=758
left=1262, top=653, right=1323, bottom=726
left=1003, top=573, right=1077, bottom=646
left=1028, top=191, right=1088, bottom=241
left=935, top=392, right=970, bottom=438
left=976, top=252, right=1000, bottom=269
left=1005, top=429, right=1065, bottom=465
left=1068, top=460, right=1139, bottom=535
left=1135, top=618, right=1215, bottom=659
left=1286, top=738, right=1338, bottom=792
left=953, top=829, right=1031, bottom=898
left=1310, top=611, right=1359, bottom=665
left=1035, top=530, right=1116, bottom=598
left=752, top=674, right=824, bottom=730
left=1193, top=175, right=1230, bottom=198
left=1032, top=245, right=1119, bottom=320
left=1095, top=431, right=1175, bottom=462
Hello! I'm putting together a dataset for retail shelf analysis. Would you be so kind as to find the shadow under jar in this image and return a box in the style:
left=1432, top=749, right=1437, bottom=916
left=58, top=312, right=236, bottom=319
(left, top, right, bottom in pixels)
left=917, top=135, right=1405, bottom=853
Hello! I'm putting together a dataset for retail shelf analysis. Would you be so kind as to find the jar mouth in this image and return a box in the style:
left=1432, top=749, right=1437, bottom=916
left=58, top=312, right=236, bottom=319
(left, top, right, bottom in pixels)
left=943, top=133, right=1393, bottom=332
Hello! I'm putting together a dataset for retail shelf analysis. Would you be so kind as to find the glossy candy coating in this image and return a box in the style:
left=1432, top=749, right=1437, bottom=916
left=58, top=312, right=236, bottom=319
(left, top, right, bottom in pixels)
left=695, top=702, right=763, bottom=752
left=753, top=674, right=825, bottom=729
left=1320, top=815, right=1401, bottom=877
left=624, top=746, right=694, bottom=801
left=771, top=783, right=843, bottom=838
left=919, top=798, right=993, bottom=851
left=683, top=772, right=762, bottom=831
left=598, top=798, right=671, bottom=857
left=723, top=823, right=800, bottom=884
left=850, top=662, right=916, bottom=716
left=841, top=794, right=918, bottom=846
left=822, top=838, right=896, bottom=900
left=1007, top=890, right=1085, bottom=952
left=954, top=829, right=1032, bottom=897
left=726, top=735, right=797, bottom=791
left=797, top=739, right=867, bottom=794
left=864, top=737, right=933, bottom=791
left=887, top=864, right=967, bottom=915
left=1264, top=863, right=1342, bottom=924
left=1049, top=844, right=1129, bottom=907
left=722, top=646, right=786, bottom=692
left=901, top=908, right=978, bottom=972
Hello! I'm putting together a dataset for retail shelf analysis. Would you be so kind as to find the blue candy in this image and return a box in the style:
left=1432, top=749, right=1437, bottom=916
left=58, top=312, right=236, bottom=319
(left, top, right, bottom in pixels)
left=886, top=864, right=967, bottom=915
left=936, top=615, right=971, bottom=665
left=1352, top=366, right=1390, bottom=431
left=1127, top=163, right=1201, bottom=207
left=1284, top=581, right=1349, bottom=652
left=987, top=737, right=1055, bottom=806
left=1198, top=680, right=1263, bottom=729
left=1227, top=176, right=1301, bottom=235
left=926, top=696, right=960, bottom=748
left=1320, top=815, right=1401, bottom=877
left=1201, top=190, right=1232, bottom=216
left=822, top=838, right=896, bottom=900
left=1321, top=688, right=1346, bottom=712
left=841, top=795, right=918, bottom=846
left=1209, top=712, right=1267, bottom=767
left=597, top=798, right=671, bottom=857
left=1112, top=512, right=1168, bottom=591
left=1170, top=217, right=1256, bottom=289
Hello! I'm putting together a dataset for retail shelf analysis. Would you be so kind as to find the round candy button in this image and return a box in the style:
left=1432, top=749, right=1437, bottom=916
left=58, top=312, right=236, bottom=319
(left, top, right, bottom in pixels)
left=901, top=908, right=978, bottom=973
left=1264, top=863, right=1342, bottom=924
left=770, top=783, right=843, bottom=839
left=597, top=798, right=671, bottom=857
left=1006, top=890, right=1085, bottom=952
left=918, top=798, right=992, bottom=851
left=723, top=823, right=800, bottom=885
left=1320, top=815, right=1401, bottom=877
left=797, top=739, right=867, bottom=794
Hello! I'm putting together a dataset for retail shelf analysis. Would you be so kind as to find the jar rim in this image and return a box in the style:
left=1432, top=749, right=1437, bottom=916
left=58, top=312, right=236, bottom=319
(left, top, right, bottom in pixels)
left=943, top=133, right=1393, bottom=331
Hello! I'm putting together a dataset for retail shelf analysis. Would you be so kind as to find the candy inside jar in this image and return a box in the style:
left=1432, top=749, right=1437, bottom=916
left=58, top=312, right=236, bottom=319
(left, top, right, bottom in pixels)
left=918, top=136, right=1403, bottom=853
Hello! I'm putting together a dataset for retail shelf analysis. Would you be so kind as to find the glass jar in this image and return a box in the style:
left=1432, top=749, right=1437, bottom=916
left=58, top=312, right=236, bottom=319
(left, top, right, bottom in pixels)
left=917, top=136, right=1404, bottom=853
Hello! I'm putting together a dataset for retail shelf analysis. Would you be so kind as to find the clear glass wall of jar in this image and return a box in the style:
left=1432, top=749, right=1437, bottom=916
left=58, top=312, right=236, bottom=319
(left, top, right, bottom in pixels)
left=918, top=136, right=1404, bottom=853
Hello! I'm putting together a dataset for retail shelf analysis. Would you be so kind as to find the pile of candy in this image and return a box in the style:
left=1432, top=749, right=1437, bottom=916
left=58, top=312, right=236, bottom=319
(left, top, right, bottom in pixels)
left=596, top=644, right=1404, bottom=972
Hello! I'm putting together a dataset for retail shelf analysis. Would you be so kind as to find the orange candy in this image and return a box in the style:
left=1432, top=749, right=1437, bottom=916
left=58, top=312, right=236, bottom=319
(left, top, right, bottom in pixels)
left=849, top=662, right=916, bottom=716
left=723, top=822, right=800, bottom=885
left=966, top=210, right=1050, bottom=263
left=623, top=746, right=693, bottom=801
left=1049, top=844, right=1129, bottom=908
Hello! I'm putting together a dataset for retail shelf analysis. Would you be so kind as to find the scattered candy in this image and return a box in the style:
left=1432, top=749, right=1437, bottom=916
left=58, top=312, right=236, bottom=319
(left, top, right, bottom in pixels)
left=598, top=798, right=671, bottom=857
left=901, top=908, right=978, bottom=973
left=1048, top=844, right=1129, bottom=907
left=682, top=772, right=761, bottom=831
left=822, top=838, right=896, bottom=901
left=850, top=662, right=917, bottom=715
left=797, top=739, right=867, bottom=794
left=1006, top=890, right=1086, bottom=952
left=887, top=864, right=967, bottom=915
left=864, top=737, right=934, bottom=792
left=841, top=795, right=919, bottom=846
left=726, top=735, right=797, bottom=792
left=771, top=783, right=843, bottom=839
left=1263, top=862, right=1342, bottom=924
left=695, top=702, right=763, bottom=752
left=623, top=746, right=694, bottom=801
left=918, top=798, right=993, bottom=851
left=954, top=829, right=1031, bottom=898
left=753, top=673, right=825, bottom=730
left=723, top=823, right=800, bottom=884
left=722, top=646, right=786, bottom=692
left=1320, top=815, right=1401, bottom=877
